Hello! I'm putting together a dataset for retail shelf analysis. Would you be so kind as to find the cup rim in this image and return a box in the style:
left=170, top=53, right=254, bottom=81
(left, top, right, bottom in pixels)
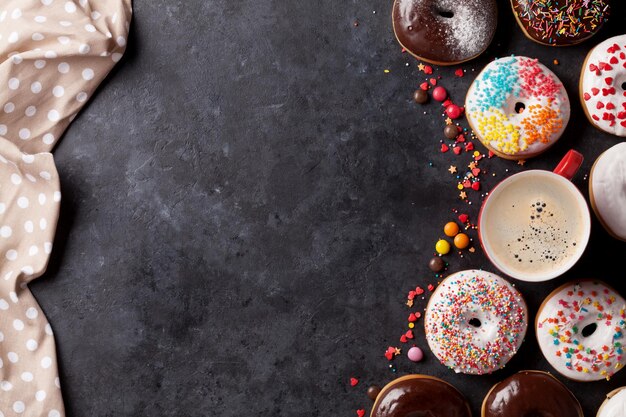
left=478, top=169, right=591, bottom=282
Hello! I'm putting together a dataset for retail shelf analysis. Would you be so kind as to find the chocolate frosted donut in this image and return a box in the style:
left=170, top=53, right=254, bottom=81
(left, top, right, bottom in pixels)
left=482, top=371, right=583, bottom=417
left=392, top=0, right=498, bottom=65
left=371, top=375, right=471, bottom=417
left=511, top=0, right=610, bottom=46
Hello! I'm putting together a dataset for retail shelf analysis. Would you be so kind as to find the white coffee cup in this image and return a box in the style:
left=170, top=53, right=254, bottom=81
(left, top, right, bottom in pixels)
left=478, top=150, right=591, bottom=282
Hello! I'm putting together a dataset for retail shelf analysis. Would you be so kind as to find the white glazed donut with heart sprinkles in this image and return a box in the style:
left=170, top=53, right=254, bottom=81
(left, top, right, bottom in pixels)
left=580, top=35, right=626, bottom=136
left=536, top=280, right=626, bottom=382
left=424, top=269, right=528, bottom=375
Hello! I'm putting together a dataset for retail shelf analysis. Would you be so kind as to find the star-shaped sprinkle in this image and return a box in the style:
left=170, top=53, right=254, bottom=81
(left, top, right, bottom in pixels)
left=459, top=191, right=467, bottom=199
left=394, top=348, right=401, bottom=356
left=468, top=161, right=477, bottom=170
left=518, top=159, right=526, bottom=166
left=445, top=117, right=453, bottom=125
left=448, top=165, right=457, bottom=174
left=406, top=299, right=414, bottom=307
left=417, top=63, right=425, bottom=71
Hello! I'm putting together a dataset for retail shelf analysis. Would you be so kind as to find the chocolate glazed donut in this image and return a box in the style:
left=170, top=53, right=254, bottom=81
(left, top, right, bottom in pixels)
left=371, top=375, right=471, bottom=417
left=392, top=0, right=497, bottom=65
left=482, top=371, right=583, bottom=417
left=511, top=0, right=610, bottom=46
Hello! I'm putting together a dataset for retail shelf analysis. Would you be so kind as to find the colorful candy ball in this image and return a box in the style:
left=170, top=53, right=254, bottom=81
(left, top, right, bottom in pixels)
left=445, top=104, right=463, bottom=119
left=444, top=222, right=459, bottom=237
left=432, top=86, right=447, bottom=102
left=454, top=233, right=470, bottom=249
left=407, top=346, right=424, bottom=362
left=435, top=239, right=451, bottom=255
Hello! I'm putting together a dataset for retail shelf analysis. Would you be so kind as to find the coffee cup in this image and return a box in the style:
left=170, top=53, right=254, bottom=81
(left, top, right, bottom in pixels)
left=478, top=150, right=591, bottom=282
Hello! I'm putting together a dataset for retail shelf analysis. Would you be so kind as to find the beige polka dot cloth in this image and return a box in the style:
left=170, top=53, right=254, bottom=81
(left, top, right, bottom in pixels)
left=0, top=1, right=132, bottom=415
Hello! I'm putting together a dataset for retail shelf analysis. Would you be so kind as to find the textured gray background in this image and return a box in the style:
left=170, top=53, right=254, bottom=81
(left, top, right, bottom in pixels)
left=29, top=0, right=626, bottom=416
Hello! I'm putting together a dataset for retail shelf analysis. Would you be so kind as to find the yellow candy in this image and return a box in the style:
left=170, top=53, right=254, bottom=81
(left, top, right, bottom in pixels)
left=435, top=239, right=451, bottom=255
left=408, top=322, right=415, bottom=329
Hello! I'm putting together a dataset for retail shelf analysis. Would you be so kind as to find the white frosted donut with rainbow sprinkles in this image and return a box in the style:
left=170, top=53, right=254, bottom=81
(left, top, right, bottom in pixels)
left=536, top=281, right=626, bottom=382
left=580, top=35, right=626, bottom=137
left=424, top=269, right=528, bottom=375
left=465, top=56, right=570, bottom=159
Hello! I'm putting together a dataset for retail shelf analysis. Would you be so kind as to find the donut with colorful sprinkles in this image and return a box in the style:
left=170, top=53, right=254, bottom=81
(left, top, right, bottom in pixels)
left=536, top=280, right=626, bottom=382
left=580, top=35, right=626, bottom=137
left=465, top=55, right=570, bottom=159
left=511, top=0, right=610, bottom=46
left=424, top=270, right=528, bottom=375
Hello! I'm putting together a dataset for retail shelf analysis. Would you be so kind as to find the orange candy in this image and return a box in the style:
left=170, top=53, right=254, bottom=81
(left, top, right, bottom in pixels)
left=444, top=222, right=460, bottom=237
left=454, top=233, right=470, bottom=249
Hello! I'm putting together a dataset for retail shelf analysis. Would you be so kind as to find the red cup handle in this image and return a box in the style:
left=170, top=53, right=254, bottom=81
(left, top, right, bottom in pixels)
left=553, top=150, right=584, bottom=180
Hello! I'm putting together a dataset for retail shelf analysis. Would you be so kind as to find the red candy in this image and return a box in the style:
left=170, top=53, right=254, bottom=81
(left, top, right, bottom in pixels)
left=350, top=377, right=359, bottom=386
left=432, top=86, right=447, bottom=102
left=445, top=104, right=463, bottom=119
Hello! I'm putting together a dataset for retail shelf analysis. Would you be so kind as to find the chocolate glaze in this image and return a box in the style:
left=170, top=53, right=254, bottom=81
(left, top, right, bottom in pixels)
left=511, top=0, right=610, bottom=46
left=483, top=371, right=583, bottom=417
left=372, top=376, right=471, bottom=417
left=392, top=0, right=497, bottom=64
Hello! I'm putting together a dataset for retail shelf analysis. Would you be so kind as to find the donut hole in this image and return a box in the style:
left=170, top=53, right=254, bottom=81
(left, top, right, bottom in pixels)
left=582, top=323, right=598, bottom=337
left=437, top=9, right=454, bottom=18
left=621, top=82, right=626, bottom=91
left=514, top=102, right=526, bottom=114
left=468, top=318, right=481, bottom=328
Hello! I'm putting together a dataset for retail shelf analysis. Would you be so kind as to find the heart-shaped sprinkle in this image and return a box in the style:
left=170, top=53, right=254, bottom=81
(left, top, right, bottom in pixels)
left=465, top=142, right=474, bottom=151
left=455, top=68, right=464, bottom=77
left=408, top=313, right=417, bottom=322
left=462, top=180, right=471, bottom=188
left=597, top=101, right=605, bottom=109
left=405, top=330, right=414, bottom=339
left=441, top=143, right=449, bottom=153
left=357, top=410, right=365, bottom=417
left=606, top=77, right=614, bottom=85
left=427, top=284, right=435, bottom=291
left=420, top=82, right=429, bottom=91
left=583, top=93, right=591, bottom=101
left=606, top=102, right=616, bottom=110
left=350, top=378, right=359, bottom=386
left=415, top=287, right=424, bottom=295
left=471, top=182, right=480, bottom=191
left=400, top=334, right=407, bottom=343
left=458, top=214, right=469, bottom=223
left=610, top=56, right=619, bottom=65
left=453, top=146, right=462, bottom=155
left=472, top=168, right=481, bottom=176
left=423, top=65, right=433, bottom=74
left=592, top=88, right=600, bottom=96
left=429, top=78, right=437, bottom=86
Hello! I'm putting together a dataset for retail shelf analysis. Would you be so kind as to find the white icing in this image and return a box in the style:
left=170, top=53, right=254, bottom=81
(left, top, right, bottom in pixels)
left=425, top=270, right=527, bottom=375
left=536, top=281, right=626, bottom=382
left=598, top=388, right=626, bottom=417
left=466, top=56, right=570, bottom=157
left=581, top=35, right=626, bottom=137
left=592, top=142, right=626, bottom=240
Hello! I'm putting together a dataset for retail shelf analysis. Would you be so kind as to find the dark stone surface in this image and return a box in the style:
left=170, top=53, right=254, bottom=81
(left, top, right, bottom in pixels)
left=27, top=0, right=626, bottom=416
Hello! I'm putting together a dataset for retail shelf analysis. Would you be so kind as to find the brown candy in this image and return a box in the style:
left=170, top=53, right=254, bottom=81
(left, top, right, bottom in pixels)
left=428, top=257, right=445, bottom=272
left=367, top=385, right=381, bottom=401
left=444, top=125, right=458, bottom=139
left=413, top=89, right=428, bottom=104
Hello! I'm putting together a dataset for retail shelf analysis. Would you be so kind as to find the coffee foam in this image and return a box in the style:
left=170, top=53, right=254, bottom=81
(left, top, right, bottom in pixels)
left=481, top=172, right=587, bottom=280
